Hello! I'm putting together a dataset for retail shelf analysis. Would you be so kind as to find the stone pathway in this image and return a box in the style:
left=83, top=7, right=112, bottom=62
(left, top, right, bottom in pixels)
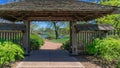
left=16, top=41, right=84, bottom=68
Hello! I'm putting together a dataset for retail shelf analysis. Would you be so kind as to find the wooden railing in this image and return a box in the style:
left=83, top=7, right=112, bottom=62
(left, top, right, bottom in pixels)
left=0, top=24, right=26, bottom=46
left=0, top=30, right=24, bottom=45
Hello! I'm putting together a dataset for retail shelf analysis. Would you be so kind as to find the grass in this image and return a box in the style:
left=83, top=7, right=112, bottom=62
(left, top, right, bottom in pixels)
left=49, top=36, right=69, bottom=43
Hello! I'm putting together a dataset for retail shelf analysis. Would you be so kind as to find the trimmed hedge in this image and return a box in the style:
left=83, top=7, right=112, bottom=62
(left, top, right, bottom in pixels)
left=0, top=41, right=24, bottom=67
left=30, top=34, right=44, bottom=50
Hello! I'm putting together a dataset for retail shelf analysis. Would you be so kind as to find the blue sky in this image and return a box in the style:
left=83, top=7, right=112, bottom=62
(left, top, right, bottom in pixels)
left=0, top=0, right=6, bottom=4
left=0, top=0, right=99, bottom=28
left=0, top=0, right=99, bottom=4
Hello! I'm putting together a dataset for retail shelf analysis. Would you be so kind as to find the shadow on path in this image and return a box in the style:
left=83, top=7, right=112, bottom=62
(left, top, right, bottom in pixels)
left=16, top=41, right=84, bottom=68
left=24, top=49, right=78, bottom=62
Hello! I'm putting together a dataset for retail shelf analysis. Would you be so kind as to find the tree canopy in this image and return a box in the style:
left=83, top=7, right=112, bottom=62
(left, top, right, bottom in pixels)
left=96, top=0, right=120, bottom=28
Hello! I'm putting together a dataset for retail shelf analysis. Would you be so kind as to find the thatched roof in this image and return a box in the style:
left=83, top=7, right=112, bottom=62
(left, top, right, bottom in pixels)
left=0, top=0, right=119, bottom=21
left=0, top=0, right=116, bottom=11
left=74, top=24, right=114, bottom=32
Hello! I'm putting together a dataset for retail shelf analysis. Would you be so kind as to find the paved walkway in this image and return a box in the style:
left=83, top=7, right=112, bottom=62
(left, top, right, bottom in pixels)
left=16, top=41, right=84, bottom=68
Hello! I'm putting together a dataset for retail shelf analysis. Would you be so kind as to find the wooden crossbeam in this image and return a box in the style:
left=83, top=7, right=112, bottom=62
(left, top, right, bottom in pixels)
left=27, top=17, right=74, bottom=21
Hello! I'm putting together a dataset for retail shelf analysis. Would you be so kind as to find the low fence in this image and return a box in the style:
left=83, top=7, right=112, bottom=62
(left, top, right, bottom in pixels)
left=0, top=24, right=26, bottom=46
left=0, top=30, right=24, bottom=45
left=77, top=28, right=120, bottom=53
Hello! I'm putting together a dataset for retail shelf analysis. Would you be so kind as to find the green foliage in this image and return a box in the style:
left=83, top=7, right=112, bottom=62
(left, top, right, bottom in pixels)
left=47, top=34, right=55, bottom=39
left=0, top=41, right=24, bottom=67
left=116, top=60, right=120, bottom=68
left=86, top=36, right=120, bottom=61
left=61, top=40, right=72, bottom=52
left=62, top=40, right=70, bottom=49
left=86, top=38, right=101, bottom=55
left=96, top=14, right=120, bottom=28
left=100, top=0, right=120, bottom=7
left=30, top=34, right=44, bottom=50
left=50, top=36, right=69, bottom=43
left=96, top=0, right=120, bottom=28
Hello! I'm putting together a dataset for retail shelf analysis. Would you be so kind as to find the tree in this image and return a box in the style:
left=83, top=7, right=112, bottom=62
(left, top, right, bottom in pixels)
left=30, top=22, right=39, bottom=34
left=96, top=0, right=120, bottom=28
left=59, top=23, right=70, bottom=35
left=44, top=21, right=69, bottom=39
left=52, top=21, right=59, bottom=39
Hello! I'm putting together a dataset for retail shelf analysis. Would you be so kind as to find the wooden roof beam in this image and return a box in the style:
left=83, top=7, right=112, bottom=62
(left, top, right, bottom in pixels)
left=27, top=17, right=74, bottom=21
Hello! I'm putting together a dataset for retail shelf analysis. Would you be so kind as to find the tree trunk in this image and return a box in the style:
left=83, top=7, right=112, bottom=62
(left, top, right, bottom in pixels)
left=53, top=21, right=59, bottom=39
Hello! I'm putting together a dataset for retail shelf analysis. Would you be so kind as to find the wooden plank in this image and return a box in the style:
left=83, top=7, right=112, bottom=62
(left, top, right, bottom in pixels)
left=11, top=32, right=14, bottom=42
left=84, top=32, right=86, bottom=46
left=19, top=32, right=23, bottom=45
left=70, top=22, right=72, bottom=52
left=8, top=32, right=10, bottom=41
left=0, top=32, right=1, bottom=41
left=4, top=32, right=7, bottom=40
left=77, top=33, right=79, bottom=45
left=83, top=32, right=86, bottom=53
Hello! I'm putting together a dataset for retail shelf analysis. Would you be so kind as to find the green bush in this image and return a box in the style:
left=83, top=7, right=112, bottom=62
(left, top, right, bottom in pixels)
left=86, top=35, right=120, bottom=61
left=86, top=38, right=101, bottom=55
left=0, top=41, right=24, bottom=67
left=61, top=40, right=72, bottom=52
left=47, top=34, right=55, bottom=39
left=116, top=60, right=120, bottom=68
left=30, top=34, right=44, bottom=50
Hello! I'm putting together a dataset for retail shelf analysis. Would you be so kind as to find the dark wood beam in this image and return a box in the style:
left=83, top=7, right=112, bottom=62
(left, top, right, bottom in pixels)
left=23, top=20, right=30, bottom=55
left=27, top=17, right=74, bottom=21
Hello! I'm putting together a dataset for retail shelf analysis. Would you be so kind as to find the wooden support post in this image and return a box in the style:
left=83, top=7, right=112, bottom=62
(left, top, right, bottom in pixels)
left=70, top=21, right=78, bottom=55
left=70, top=22, right=72, bottom=53
left=23, top=20, right=30, bottom=55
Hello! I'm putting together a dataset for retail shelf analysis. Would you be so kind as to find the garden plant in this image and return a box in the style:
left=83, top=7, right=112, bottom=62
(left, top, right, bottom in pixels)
left=86, top=35, right=120, bottom=67
left=0, top=41, right=24, bottom=67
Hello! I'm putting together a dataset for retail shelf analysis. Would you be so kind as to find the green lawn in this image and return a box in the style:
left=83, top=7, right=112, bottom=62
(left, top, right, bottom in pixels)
left=49, top=37, right=69, bottom=43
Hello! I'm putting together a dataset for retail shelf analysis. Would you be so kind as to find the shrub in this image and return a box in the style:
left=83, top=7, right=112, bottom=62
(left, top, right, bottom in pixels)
left=86, top=36, right=120, bottom=61
left=0, top=41, right=24, bottom=67
left=46, top=34, right=55, bottom=39
left=61, top=40, right=72, bottom=53
left=86, top=38, right=101, bottom=55
left=30, top=34, right=44, bottom=50
left=116, top=60, right=120, bottom=68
